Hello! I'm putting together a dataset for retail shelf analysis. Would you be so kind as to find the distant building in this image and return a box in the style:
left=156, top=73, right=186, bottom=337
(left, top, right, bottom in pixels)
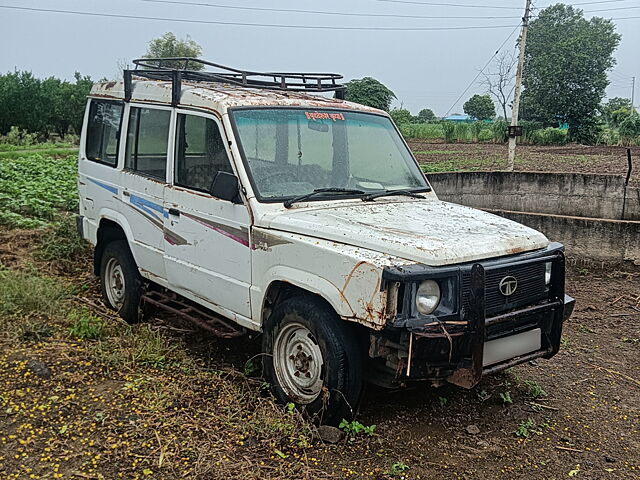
left=443, top=113, right=474, bottom=122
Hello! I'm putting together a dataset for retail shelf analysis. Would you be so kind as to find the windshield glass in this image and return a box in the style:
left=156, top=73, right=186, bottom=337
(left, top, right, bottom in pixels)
left=231, top=108, right=428, bottom=201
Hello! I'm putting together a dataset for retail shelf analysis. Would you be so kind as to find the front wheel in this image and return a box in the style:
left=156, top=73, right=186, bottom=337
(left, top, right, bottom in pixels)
left=262, top=296, right=364, bottom=425
left=99, top=240, right=142, bottom=324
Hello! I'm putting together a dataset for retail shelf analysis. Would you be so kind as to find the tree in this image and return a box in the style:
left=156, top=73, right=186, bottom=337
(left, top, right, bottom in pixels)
left=601, top=97, right=634, bottom=126
left=481, top=51, right=516, bottom=121
left=463, top=94, right=495, bottom=120
left=143, top=32, right=204, bottom=70
left=344, top=77, right=396, bottom=111
left=0, top=71, right=93, bottom=138
left=389, top=108, right=413, bottom=125
left=619, top=114, right=640, bottom=146
left=521, top=4, right=620, bottom=143
left=417, top=108, right=436, bottom=122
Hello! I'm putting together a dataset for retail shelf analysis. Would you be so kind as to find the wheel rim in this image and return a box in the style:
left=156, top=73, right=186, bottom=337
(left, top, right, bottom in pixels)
left=104, top=257, right=125, bottom=310
left=273, top=322, right=324, bottom=404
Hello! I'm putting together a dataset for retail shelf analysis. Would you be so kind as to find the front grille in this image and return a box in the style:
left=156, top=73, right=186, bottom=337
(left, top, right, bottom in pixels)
left=462, top=261, right=547, bottom=317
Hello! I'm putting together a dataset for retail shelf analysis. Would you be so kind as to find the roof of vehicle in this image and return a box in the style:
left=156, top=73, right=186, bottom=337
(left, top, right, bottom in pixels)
left=90, top=79, right=386, bottom=115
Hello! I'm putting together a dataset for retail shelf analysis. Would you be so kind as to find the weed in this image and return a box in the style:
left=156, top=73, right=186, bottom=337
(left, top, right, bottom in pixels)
left=438, top=396, right=448, bottom=407
left=500, top=391, right=513, bottom=405
left=523, top=380, right=547, bottom=399
left=442, top=122, right=456, bottom=143
left=92, top=325, right=183, bottom=370
left=386, top=461, right=410, bottom=476
left=560, top=335, right=570, bottom=347
left=68, top=308, right=105, bottom=340
left=243, top=357, right=260, bottom=377
left=35, top=215, right=86, bottom=264
left=514, top=418, right=549, bottom=438
left=0, top=268, right=67, bottom=316
left=577, top=324, right=595, bottom=334
left=338, top=419, right=376, bottom=438
left=477, top=390, right=491, bottom=402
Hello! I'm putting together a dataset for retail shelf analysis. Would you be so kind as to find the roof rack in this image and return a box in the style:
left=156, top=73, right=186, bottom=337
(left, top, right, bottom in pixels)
left=124, top=57, right=346, bottom=106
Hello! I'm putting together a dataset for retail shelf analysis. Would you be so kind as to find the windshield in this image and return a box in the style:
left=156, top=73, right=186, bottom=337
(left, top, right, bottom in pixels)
left=230, top=108, right=428, bottom=201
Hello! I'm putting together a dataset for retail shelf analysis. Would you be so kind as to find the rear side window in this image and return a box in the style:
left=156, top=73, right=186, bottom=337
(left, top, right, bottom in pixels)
left=125, top=107, right=171, bottom=180
left=175, top=114, right=233, bottom=192
left=85, top=100, right=123, bottom=166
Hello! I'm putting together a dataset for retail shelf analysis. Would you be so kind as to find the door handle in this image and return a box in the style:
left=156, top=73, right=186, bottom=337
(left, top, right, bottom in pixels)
left=168, top=208, right=180, bottom=217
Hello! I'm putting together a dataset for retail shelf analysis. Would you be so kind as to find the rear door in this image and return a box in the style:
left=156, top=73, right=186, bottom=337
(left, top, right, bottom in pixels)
left=163, top=110, right=252, bottom=319
left=120, top=104, right=172, bottom=279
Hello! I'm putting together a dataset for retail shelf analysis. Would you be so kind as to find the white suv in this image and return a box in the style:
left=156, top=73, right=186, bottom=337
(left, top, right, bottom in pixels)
left=77, top=59, right=574, bottom=424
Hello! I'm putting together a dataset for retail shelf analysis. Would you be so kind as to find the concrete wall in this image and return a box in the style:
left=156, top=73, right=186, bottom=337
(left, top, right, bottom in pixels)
left=428, top=171, right=640, bottom=221
left=488, top=209, right=640, bottom=267
left=427, top=172, right=640, bottom=267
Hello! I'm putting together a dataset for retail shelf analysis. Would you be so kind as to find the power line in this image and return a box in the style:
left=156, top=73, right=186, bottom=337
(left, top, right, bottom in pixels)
left=372, top=0, right=522, bottom=9
left=140, top=0, right=523, bottom=19
left=444, top=23, right=523, bottom=117
left=585, top=5, right=640, bottom=12
left=0, top=5, right=524, bottom=30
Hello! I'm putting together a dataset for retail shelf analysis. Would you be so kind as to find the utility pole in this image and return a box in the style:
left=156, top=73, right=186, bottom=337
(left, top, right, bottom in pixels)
left=632, top=76, right=636, bottom=110
left=507, top=0, right=532, bottom=171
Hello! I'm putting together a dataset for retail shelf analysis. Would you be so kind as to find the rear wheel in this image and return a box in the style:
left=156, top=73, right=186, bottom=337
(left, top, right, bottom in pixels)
left=99, top=240, right=142, bottom=324
left=263, top=296, right=364, bottom=425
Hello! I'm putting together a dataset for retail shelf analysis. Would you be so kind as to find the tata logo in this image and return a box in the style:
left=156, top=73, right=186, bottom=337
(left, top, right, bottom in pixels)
left=499, top=276, right=518, bottom=296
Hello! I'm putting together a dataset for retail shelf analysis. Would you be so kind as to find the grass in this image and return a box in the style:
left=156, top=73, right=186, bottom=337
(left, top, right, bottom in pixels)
left=413, top=149, right=465, bottom=155
left=35, top=214, right=87, bottom=266
left=92, top=324, right=184, bottom=370
left=0, top=267, right=68, bottom=316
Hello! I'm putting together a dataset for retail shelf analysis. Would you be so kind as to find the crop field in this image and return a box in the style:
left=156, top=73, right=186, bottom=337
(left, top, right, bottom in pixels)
left=0, top=145, right=638, bottom=480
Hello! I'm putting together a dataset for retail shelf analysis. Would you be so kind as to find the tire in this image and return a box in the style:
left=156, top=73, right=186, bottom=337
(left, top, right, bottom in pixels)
left=99, top=240, right=142, bottom=324
left=262, top=295, right=364, bottom=426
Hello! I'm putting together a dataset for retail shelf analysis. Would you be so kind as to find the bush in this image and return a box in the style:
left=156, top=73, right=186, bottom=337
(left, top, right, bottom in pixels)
left=470, top=122, right=483, bottom=142
left=530, top=127, right=568, bottom=145
left=454, top=122, right=470, bottom=142
left=442, top=122, right=456, bottom=143
left=619, top=115, right=640, bottom=146
left=0, top=126, right=38, bottom=147
left=492, top=120, right=509, bottom=143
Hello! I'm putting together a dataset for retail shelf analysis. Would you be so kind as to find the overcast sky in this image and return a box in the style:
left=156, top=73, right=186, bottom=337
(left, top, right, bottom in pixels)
left=0, top=0, right=638, bottom=115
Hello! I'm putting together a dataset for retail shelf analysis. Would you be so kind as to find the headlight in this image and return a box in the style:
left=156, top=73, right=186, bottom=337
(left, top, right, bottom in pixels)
left=416, top=280, right=441, bottom=315
left=545, top=262, right=552, bottom=285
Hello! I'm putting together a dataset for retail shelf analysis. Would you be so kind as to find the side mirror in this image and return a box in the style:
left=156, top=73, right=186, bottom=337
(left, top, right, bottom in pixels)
left=210, top=171, right=242, bottom=204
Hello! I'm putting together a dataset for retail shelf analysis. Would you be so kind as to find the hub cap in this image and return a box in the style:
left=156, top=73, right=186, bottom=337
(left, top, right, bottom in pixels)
left=104, top=257, right=125, bottom=310
left=273, top=322, right=324, bottom=404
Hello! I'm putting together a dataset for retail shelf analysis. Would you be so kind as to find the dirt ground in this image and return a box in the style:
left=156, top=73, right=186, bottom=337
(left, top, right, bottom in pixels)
left=409, top=140, right=639, bottom=184
left=0, top=227, right=638, bottom=480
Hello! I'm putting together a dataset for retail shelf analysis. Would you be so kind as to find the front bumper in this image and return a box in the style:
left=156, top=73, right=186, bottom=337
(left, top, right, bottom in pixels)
left=374, top=245, right=575, bottom=388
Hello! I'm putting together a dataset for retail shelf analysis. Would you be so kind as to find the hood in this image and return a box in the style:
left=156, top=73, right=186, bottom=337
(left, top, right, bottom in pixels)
left=265, top=199, right=549, bottom=266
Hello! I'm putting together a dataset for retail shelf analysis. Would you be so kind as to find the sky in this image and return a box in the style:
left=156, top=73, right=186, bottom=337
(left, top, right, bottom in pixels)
left=0, top=0, right=638, bottom=116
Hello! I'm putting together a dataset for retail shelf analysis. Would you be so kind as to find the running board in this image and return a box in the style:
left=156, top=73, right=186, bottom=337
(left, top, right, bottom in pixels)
left=141, top=290, right=245, bottom=338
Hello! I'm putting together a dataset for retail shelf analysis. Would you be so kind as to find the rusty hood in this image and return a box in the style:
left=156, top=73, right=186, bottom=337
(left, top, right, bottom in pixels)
left=265, top=199, right=549, bottom=266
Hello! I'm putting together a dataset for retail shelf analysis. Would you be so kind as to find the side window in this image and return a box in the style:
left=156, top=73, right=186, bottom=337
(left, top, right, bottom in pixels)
left=175, top=114, right=233, bottom=192
left=125, top=107, right=171, bottom=180
left=85, top=100, right=123, bottom=166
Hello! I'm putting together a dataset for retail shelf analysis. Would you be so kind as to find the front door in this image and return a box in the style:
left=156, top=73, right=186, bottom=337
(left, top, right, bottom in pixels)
left=163, top=111, right=252, bottom=320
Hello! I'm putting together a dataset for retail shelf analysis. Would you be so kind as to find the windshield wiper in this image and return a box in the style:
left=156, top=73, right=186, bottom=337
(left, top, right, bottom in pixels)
left=362, top=187, right=431, bottom=202
left=284, top=188, right=365, bottom=208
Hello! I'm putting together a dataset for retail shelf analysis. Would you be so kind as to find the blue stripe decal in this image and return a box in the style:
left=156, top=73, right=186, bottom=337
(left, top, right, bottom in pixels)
left=130, top=194, right=168, bottom=219
left=88, top=177, right=118, bottom=195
